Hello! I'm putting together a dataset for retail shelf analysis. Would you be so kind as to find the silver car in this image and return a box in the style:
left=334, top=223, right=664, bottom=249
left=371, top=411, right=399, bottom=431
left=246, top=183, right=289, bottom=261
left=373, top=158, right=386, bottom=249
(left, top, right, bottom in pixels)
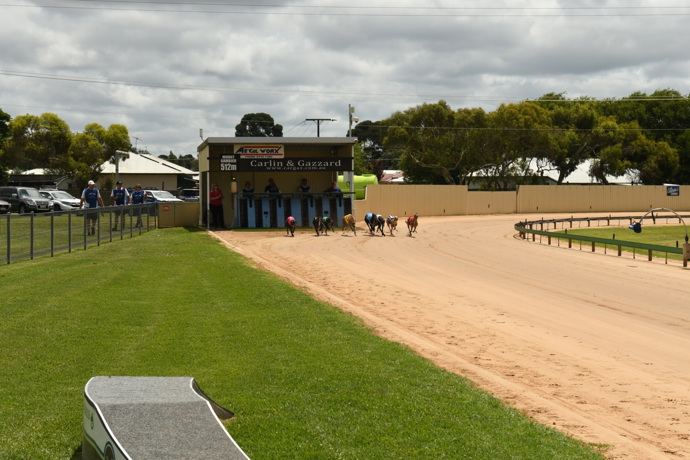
left=39, top=190, right=81, bottom=211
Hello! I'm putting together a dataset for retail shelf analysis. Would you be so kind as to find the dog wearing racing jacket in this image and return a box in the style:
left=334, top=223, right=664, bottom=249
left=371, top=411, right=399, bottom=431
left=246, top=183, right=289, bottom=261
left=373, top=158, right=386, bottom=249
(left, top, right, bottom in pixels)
left=312, top=216, right=323, bottom=235
left=286, top=216, right=296, bottom=237
left=386, top=215, right=398, bottom=235
left=372, top=214, right=386, bottom=236
left=406, top=213, right=418, bottom=236
left=364, top=212, right=377, bottom=234
left=313, top=215, right=334, bottom=236
left=321, top=216, right=334, bottom=235
left=342, top=214, right=356, bottom=236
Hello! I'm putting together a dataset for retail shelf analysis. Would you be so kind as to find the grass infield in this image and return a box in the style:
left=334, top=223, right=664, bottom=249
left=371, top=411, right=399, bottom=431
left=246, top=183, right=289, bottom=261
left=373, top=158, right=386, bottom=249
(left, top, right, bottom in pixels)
left=560, top=225, right=688, bottom=261
left=0, top=228, right=605, bottom=459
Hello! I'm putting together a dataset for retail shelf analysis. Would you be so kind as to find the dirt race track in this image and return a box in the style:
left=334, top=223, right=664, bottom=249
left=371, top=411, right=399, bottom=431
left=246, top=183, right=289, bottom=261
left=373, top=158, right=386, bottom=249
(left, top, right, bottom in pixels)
left=214, top=214, right=690, bottom=459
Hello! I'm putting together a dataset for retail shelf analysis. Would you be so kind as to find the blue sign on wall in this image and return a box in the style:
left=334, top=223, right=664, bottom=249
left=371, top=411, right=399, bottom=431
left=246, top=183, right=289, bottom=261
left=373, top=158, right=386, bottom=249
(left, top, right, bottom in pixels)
left=666, top=185, right=680, bottom=196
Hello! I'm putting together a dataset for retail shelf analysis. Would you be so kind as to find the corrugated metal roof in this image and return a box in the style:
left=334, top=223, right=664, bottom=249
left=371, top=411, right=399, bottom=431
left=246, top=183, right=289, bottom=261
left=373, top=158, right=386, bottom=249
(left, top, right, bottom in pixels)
left=101, top=152, right=196, bottom=175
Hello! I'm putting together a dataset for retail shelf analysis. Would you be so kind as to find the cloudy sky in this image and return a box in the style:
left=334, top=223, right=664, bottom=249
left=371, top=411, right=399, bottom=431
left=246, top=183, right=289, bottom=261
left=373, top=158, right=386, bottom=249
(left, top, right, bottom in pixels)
left=1, top=1, right=689, bottom=160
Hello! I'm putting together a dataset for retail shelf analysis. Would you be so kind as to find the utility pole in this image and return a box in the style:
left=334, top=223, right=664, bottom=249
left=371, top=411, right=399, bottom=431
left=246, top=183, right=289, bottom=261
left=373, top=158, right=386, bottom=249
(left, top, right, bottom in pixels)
left=114, top=150, right=130, bottom=184
left=132, top=136, right=142, bottom=151
left=305, top=118, right=335, bottom=137
left=348, top=104, right=359, bottom=137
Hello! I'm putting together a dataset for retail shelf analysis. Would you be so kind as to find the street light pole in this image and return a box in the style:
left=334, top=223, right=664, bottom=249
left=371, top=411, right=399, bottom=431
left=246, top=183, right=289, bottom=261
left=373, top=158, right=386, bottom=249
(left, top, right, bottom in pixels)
left=114, top=150, right=130, bottom=184
left=348, top=104, right=359, bottom=137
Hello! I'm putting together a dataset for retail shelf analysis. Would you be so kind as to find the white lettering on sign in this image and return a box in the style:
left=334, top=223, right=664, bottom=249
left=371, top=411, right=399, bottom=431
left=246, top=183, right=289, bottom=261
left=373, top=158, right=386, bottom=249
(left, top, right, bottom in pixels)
left=234, top=145, right=285, bottom=158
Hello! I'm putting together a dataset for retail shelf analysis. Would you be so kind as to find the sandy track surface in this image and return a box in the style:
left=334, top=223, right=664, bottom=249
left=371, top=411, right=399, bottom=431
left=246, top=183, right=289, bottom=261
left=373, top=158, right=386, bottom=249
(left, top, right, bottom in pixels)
left=214, top=214, right=690, bottom=459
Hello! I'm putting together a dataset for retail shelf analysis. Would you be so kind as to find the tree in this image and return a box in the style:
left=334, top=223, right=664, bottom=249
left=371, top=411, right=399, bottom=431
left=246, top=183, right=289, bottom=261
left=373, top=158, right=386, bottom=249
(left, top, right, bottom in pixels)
left=350, top=120, right=385, bottom=157
left=235, top=113, right=283, bottom=137
left=68, top=132, right=106, bottom=187
left=588, top=119, right=678, bottom=184
left=0, top=109, right=10, bottom=184
left=67, top=123, right=131, bottom=188
left=537, top=97, right=604, bottom=184
left=353, top=143, right=373, bottom=175
left=599, top=89, right=690, bottom=183
left=0, top=108, right=10, bottom=147
left=382, top=101, right=486, bottom=184
left=475, top=102, right=551, bottom=190
left=158, top=151, right=198, bottom=171
left=2, top=113, right=72, bottom=172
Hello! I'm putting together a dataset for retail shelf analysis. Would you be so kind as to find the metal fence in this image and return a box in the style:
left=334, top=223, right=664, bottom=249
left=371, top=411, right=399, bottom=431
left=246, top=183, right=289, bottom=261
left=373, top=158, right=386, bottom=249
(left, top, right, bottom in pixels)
left=1, top=204, right=159, bottom=265
left=514, top=214, right=690, bottom=267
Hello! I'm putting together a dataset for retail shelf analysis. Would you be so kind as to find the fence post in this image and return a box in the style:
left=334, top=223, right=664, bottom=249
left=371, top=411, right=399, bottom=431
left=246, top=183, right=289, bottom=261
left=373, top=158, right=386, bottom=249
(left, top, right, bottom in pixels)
left=5, top=214, right=10, bottom=264
left=30, top=213, right=35, bottom=260
left=68, top=212, right=72, bottom=253
left=50, top=213, right=55, bottom=257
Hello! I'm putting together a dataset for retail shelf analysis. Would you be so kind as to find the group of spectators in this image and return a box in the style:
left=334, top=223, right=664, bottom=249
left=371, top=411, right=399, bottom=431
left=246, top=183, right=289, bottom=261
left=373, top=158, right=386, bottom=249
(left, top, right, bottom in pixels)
left=79, top=180, right=148, bottom=235
left=240, top=178, right=342, bottom=198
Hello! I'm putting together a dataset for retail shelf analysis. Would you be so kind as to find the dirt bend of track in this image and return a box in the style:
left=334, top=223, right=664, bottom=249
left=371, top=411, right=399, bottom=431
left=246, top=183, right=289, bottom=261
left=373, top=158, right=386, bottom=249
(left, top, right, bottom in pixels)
left=214, top=214, right=690, bottom=460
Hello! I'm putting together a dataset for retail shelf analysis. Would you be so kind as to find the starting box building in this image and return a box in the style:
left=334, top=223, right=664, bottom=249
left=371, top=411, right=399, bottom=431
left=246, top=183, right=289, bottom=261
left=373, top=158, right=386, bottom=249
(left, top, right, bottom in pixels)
left=197, top=137, right=356, bottom=229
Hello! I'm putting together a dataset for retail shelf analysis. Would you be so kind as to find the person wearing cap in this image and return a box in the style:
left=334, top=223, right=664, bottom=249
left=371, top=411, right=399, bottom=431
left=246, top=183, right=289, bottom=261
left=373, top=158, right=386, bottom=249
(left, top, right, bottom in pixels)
left=129, top=183, right=146, bottom=227
left=80, top=180, right=105, bottom=236
left=110, top=181, right=130, bottom=231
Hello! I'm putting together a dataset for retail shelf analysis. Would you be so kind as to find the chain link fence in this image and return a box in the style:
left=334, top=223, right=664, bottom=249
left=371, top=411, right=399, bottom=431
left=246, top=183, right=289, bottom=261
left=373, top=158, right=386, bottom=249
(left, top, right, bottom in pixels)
left=0, top=204, right=159, bottom=264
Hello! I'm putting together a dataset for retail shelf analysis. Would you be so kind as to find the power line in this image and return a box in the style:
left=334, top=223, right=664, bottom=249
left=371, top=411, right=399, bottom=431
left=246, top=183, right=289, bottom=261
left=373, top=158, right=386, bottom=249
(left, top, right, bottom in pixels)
left=3, top=2, right=690, bottom=17
left=3, top=70, right=688, bottom=104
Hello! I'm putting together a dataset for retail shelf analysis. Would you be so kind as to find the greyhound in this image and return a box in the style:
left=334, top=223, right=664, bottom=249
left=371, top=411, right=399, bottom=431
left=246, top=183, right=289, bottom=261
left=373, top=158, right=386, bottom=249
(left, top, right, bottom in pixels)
left=342, top=214, right=356, bottom=235
left=286, top=216, right=296, bottom=237
left=406, top=213, right=418, bottom=236
left=386, top=215, right=398, bottom=235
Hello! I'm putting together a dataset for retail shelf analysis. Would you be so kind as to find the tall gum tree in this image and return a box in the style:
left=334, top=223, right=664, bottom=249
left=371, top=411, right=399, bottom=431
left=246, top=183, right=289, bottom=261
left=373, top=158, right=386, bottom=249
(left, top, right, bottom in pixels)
left=3, top=113, right=72, bottom=172
left=382, top=101, right=486, bottom=185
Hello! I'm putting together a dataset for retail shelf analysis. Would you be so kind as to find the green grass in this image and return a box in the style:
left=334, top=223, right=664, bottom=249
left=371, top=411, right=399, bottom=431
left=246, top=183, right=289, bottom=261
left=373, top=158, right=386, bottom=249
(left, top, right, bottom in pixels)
left=0, top=228, right=605, bottom=459
left=560, top=225, right=688, bottom=261
left=0, top=210, right=155, bottom=263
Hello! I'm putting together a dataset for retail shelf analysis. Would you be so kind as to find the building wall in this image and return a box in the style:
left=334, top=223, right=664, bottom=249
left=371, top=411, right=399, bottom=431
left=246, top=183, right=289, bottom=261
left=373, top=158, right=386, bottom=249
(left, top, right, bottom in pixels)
left=101, top=174, right=180, bottom=191
left=353, top=184, right=690, bottom=218
left=517, top=185, right=690, bottom=213
left=355, top=184, right=469, bottom=219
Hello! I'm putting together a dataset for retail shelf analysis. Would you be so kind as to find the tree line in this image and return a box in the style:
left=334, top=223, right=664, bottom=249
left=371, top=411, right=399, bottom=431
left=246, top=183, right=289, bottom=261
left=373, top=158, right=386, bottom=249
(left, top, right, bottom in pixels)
left=3, top=89, right=689, bottom=190
left=352, top=89, right=690, bottom=189
left=0, top=111, right=198, bottom=188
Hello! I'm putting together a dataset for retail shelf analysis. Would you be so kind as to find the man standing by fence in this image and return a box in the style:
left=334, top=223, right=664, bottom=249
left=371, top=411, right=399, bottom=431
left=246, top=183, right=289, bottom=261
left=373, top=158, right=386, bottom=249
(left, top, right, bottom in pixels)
left=111, top=181, right=129, bottom=231
left=80, top=180, right=105, bottom=236
left=129, top=184, right=146, bottom=227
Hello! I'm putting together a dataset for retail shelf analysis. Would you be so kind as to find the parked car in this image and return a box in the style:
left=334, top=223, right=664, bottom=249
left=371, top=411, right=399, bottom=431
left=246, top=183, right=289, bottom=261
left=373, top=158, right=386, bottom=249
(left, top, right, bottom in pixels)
left=39, top=189, right=81, bottom=211
left=144, top=190, right=184, bottom=203
left=0, top=199, right=10, bottom=214
left=0, top=186, right=53, bottom=213
left=178, top=188, right=200, bottom=202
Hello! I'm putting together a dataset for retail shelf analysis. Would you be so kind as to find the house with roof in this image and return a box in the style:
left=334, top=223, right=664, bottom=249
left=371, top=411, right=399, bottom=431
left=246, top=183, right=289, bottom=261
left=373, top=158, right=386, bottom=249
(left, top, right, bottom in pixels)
left=9, top=152, right=198, bottom=192
left=99, top=152, right=197, bottom=191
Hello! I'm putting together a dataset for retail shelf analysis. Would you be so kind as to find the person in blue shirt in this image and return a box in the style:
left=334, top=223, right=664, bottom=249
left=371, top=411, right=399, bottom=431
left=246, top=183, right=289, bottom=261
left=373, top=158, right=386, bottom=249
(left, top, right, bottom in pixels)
left=129, top=183, right=146, bottom=227
left=264, top=178, right=280, bottom=196
left=110, top=181, right=130, bottom=230
left=298, top=178, right=311, bottom=194
left=241, top=181, right=254, bottom=198
left=80, top=180, right=105, bottom=236
left=323, top=181, right=342, bottom=197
